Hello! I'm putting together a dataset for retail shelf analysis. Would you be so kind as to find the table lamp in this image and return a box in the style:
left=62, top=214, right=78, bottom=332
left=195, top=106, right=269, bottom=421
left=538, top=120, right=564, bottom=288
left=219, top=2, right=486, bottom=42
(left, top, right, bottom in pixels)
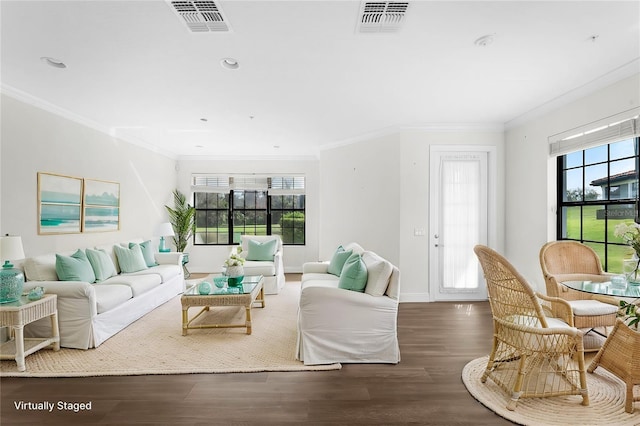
left=156, top=222, right=175, bottom=253
left=0, top=235, right=25, bottom=303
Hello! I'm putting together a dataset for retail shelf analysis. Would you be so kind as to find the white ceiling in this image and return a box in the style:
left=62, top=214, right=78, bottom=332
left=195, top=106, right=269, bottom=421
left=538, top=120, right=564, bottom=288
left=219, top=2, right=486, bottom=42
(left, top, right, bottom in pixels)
left=1, top=1, right=639, bottom=159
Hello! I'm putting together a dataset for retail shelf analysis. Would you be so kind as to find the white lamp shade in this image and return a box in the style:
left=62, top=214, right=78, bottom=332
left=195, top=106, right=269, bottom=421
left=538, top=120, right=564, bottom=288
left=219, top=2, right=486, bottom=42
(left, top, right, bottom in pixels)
left=155, top=222, right=175, bottom=237
left=0, top=236, right=25, bottom=260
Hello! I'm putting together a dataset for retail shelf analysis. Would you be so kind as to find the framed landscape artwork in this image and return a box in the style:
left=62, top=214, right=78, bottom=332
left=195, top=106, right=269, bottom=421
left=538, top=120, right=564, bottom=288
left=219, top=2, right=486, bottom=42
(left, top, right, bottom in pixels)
left=83, top=178, right=120, bottom=232
left=38, top=172, right=83, bottom=234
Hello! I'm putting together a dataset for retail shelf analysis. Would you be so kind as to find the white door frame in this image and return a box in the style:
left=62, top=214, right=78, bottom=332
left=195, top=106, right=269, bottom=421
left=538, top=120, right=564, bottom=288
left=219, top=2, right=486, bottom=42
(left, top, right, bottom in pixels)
left=428, top=145, right=497, bottom=301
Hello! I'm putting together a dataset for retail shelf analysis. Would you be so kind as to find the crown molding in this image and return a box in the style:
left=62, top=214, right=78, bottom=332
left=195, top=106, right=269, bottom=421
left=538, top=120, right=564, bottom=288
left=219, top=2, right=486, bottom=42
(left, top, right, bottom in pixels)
left=1, top=84, right=178, bottom=160
left=319, top=122, right=505, bottom=151
left=178, top=154, right=319, bottom=162
left=1, top=83, right=111, bottom=134
left=319, top=126, right=401, bottom=151
left=505, top=58, right=640, bottom=130
left=401, top=122, right=505, bottom=133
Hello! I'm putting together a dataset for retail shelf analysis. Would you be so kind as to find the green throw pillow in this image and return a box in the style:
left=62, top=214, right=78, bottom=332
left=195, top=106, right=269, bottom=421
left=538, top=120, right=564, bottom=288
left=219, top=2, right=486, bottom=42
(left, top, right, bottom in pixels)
left=55, top=249, right=96, bottom=283
left=86, top=248, right=117, bottom=282
left=327, top=246, right=353, bottom=276
left=129, top=240, right=157, bottom=267
left=338, top=253, right=368, bottom=292
left=114, top=244, right=148, bottom=273
left=246, top=239, right=278, bottom=261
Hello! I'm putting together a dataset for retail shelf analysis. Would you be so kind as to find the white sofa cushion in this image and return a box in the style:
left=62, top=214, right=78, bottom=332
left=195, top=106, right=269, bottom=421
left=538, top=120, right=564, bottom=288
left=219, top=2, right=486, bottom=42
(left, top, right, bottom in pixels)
left=242, top=260, right=276, bottom=277
left=122, top=264, right=181, bottom=283
left=102, top=274, right=161, bottom=297
left=362, top=251, right=393, bottom=297
left=93, top=284, right=133, bottom=314
left=301, top=272, right=339, bottom=283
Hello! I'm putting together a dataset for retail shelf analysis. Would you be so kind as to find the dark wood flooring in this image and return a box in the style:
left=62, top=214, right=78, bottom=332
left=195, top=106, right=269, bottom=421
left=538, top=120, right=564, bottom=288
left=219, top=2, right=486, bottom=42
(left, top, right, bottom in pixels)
left=1, top=277, right=513, bottom=425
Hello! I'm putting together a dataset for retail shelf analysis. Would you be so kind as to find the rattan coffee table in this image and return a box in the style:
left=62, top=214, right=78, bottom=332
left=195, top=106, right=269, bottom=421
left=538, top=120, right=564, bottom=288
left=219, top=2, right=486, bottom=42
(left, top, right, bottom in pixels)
left=181, top=275, right=265, bottom=335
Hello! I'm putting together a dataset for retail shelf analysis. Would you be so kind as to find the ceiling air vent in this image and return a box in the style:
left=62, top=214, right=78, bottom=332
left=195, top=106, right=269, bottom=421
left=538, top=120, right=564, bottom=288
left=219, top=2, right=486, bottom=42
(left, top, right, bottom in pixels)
left=358, top=2, right=409, bottom=33
left=169, top=1, right=230, bottom=32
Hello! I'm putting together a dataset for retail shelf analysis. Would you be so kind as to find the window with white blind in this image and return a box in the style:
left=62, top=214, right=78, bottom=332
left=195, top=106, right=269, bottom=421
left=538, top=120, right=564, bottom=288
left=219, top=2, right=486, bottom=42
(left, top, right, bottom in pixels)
left=192, top=174, right=305, bottom=245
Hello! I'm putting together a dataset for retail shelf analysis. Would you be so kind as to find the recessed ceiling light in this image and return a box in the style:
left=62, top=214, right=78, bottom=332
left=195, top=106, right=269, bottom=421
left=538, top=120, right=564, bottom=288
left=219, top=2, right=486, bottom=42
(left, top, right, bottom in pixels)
left=40, top=57, right=67, bottom=68
left=221, top=58, right=239, bottom=70
left=474, top=34, right=495, bottom=47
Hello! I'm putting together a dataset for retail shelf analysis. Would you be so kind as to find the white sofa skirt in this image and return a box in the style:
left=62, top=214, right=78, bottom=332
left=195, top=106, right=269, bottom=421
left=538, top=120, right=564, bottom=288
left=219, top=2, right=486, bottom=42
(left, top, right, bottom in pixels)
left=23, top=271, right=183, bottom=349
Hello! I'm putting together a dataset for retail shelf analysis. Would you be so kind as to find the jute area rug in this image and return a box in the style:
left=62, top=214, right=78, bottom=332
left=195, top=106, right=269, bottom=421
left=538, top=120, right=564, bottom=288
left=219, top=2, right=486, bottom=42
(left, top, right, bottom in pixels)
left=1, top=282, right=341, bottom=377
left=462, top=356, right=639, bottom=426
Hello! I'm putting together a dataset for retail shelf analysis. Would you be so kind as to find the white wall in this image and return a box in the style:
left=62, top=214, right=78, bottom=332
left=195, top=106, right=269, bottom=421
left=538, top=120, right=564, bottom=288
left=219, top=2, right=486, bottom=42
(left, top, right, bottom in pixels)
left=318, top=129, right=505, bottom=302
left=505, top=73, right=640, bottom=292
left=319, top=133, right=401, bottom=263
left=0, top=94, right=178, bottom=257
left=176, top=158, right=320, bottom=274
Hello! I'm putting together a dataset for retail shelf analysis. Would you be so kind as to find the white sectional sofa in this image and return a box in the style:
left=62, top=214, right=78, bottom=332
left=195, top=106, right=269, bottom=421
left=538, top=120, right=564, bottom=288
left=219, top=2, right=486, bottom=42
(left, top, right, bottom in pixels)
left=18, top=239, right=184, bottom=349
left=296, top=242, right=401, bottom=365
left=235, top=235, right=285, bottom=295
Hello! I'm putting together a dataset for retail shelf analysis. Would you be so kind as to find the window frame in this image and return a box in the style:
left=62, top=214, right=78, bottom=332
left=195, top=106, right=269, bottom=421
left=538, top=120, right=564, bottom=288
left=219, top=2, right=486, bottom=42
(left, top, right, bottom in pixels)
left=192, top=174, right=306, bottom=246
left=556, top=137, right=640, bottom=272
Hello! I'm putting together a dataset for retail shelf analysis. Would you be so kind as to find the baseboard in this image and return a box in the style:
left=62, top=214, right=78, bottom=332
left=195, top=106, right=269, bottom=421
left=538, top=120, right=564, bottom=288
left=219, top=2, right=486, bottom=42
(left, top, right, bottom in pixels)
left=399, top=293, right=430, bottom=303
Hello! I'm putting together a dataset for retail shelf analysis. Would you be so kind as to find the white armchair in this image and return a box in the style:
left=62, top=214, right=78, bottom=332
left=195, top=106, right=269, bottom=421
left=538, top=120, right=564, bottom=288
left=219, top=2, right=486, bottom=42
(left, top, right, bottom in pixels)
left=236, top=235, right=285, bottom=295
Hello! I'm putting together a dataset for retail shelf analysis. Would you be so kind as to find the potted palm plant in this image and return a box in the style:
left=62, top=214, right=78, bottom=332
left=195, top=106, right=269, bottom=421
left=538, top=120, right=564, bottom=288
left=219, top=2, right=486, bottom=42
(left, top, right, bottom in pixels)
left=165, top=190, right=196, bottom=277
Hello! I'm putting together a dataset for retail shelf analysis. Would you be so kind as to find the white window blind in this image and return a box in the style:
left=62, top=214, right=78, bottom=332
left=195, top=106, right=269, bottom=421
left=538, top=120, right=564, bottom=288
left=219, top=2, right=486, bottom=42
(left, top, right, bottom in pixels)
left=192, top=174, right=305, bottom=194
left=548, top=108, right=639, bottom=156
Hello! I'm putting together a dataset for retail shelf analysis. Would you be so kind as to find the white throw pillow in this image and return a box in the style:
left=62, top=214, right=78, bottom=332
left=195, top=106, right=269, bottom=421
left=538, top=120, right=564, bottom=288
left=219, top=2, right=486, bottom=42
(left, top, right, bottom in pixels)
left=24, top=254, right=59, bottom=281
left=362, top=251, right=393, bottom=296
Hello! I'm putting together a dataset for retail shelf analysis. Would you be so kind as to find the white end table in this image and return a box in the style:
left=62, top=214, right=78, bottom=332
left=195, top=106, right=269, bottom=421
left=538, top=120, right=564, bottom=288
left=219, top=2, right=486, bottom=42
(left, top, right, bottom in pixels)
left=0, top=294, right=60, bottom=371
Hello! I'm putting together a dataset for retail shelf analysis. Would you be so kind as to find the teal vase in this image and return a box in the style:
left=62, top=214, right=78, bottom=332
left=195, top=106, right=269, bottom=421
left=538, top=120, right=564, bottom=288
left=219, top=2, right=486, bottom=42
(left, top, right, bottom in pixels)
left=0, top=261, right=24, bottom=304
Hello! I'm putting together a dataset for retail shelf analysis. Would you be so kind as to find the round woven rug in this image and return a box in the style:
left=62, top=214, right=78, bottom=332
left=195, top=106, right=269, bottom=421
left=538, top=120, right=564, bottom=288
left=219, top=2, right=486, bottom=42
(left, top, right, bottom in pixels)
left=462, top=356, right=639, bottom=426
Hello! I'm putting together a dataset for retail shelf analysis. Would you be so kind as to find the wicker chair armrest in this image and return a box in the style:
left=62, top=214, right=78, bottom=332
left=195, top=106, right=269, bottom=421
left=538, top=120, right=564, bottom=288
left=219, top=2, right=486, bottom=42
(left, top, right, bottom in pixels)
left=592, top=294, right=621, bottom=306
left=536, top=292, right=574, bottom=326
left=496, top=317, right=582, bottom=337
left=495, top=317, right=585, bottom=353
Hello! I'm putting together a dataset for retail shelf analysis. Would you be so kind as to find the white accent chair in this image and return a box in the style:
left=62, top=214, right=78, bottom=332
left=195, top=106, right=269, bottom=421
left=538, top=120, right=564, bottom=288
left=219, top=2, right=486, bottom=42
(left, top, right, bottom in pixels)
left=237, top=235, right=285, bottom=295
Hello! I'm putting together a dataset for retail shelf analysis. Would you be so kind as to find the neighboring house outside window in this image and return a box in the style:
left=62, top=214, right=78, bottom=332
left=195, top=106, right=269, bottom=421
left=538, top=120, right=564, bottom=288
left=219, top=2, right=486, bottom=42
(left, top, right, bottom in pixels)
left=192, top=174, right=305, bottom=245
left=557, top=137, right=639, bottom=273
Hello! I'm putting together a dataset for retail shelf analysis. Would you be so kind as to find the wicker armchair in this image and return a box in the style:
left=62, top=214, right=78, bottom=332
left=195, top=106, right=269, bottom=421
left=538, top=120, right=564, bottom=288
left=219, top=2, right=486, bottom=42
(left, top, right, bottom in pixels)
left=588, top=318, right=640, bottom=413
left=474, top=245, right=589, bottom=411
left=539, top=241, right=619, bottom=350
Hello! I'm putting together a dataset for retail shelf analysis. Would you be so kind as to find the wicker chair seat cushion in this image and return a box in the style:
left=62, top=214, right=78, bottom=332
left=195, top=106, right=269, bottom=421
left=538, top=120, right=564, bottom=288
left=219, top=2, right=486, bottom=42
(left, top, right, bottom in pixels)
left=506, top=315, right=571, bottom=329
left=569, top=300, right=619, bottom=316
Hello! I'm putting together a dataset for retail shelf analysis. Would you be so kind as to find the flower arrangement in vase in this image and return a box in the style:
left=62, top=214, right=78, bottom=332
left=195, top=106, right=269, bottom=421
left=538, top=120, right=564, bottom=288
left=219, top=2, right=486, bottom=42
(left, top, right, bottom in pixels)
left=224, top=245, right=245, bottom=286
left=614, top=222, right=640, bottom=284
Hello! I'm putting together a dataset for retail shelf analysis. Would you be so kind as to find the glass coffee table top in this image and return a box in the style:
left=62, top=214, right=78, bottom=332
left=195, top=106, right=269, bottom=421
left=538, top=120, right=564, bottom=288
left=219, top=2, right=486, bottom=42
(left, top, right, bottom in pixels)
left=184, top=275, right=263, bottom=296
left=562, top=280, right=640, bottom=298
